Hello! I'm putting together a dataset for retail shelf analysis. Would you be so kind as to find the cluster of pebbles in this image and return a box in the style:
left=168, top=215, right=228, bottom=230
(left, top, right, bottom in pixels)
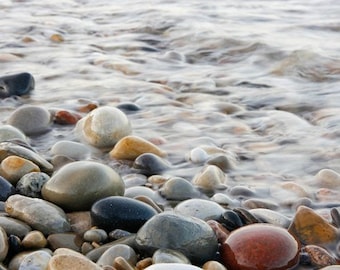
left=1, top=73, right=340, bottom=270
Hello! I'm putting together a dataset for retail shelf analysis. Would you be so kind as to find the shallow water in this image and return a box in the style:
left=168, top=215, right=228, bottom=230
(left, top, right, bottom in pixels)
left=1, top=0, right=340, bottom=215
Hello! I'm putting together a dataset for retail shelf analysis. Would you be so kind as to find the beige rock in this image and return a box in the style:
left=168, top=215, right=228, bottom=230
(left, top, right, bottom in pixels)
left=202, top=261, right=227, bottom=270
left=192, top=165, right=227, bottom=191
left=314, top=168, right=340, bottom=189
left=22, top=230, right=48, bottom=249
left=47, top=254, right=102, bottom=270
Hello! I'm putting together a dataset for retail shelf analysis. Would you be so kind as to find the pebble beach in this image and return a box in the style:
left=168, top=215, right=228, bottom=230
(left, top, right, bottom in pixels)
left=1, top=0, right=340, bottom=269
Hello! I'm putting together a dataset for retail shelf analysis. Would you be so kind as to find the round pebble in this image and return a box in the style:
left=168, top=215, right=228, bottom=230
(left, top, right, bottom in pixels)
left=220, top=223, right=299, bottom=270
left=22, top=230, right=47, bottom=249
left=16, top=172, right=50, bottom=198
left=97, top=244, right=137, bottom=267
left=0, top=72, right=34, bottom=98
left=0, top=216, right=32, bottom=238
left=0, top=227, right=8, bottom=262
left=18, top=250, right=51, bottom=270
left=50, top=140, right=91, bottom=160
left=75, top=106, right=132, bottom=148
left=42, top=161, right=125, bottom=211
left=314, top=168, right=340, bottom=189
left=159, top=177, right=200, bottom=201
left=133, top=153, right=171, bottom=176
left=91, top=196, right=158, bottom=233
left=152, top=248, right=191, bottom=264
left=47, top=253, right=102, bottom=270
left=83, top=229, right=108, bottom=243
left=0, top=124, right=27, bottom=142
left=192, top=165, right=227, bottom=192
left=0, top=176, right=16, bottom=201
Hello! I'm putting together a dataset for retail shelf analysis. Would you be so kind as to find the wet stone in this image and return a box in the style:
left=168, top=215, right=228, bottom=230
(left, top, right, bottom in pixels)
left=0, top=125, right=27, bottom=142
left=42, top=161, right=125, bottom=211
left=159, top=177, right=200, bottom=201
left=249, top=208, right=291, bottom=228
left=96, top=244, right=137, bottom=268
left=202, top=261, right=227, bottom=270
left=133, top=153, right=171, bottom=176
left=48, top=253, right=102, bottom=270
left=83, top=228, right=108, bottom=243
left=50, top=140, right=91, bottom=160
left=242, top=198, right=279, bottom=210
left=152, top=248, right=191, bottom=264
left=302, top=245, right=337, bottom=268
left=16, top=172, right=50, bottom=198
left=47, top=233, right=83, bottom=252
left=0, top=227, right=8, bottom=262
left=0, top=176, right=16, bottom=201
left=18, top=250, right=51, bottom=270
left=66, top=211, right=92, bottom=237
left=314, top=169, right=340, bottom=189
left=0, top=72, right=34, bottom=98
left=136, top=212, right=218, bottom=265
left=192, top=165, right=227, bottom=192
left=220, top=223, right=299, bottom=270
left=91, top=196, right=158, bottom=233
left=22, top=230, right=47, bottom=249
left=0, top=216, right=32, bottom=238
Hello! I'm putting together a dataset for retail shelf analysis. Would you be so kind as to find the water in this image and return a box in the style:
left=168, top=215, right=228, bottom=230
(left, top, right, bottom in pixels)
left=1, top=0, right=340, bottom=212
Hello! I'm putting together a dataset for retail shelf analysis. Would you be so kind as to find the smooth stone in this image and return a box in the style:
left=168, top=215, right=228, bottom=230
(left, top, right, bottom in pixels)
left=133, top=153, right=171, bottom=176
left=75, top=106, right=132, bottom=148
left=202, top=261, right=227, bottom=270
left=174, top=199, right=225, bottom=220
left=210, top=193, right=240, bottom=208
left=206, top=154, right=235, bottom=172
left=5, top=194, right=71, bottom=235
left=0, top=216, right=32, bottom=238
left=116, top=102, right=141, bottom=113
left=221, top=224, right=299, bottom=270
left=314, top=169, right=340, bottom=189
left=0, top=72, right=34, bottom=98
left=7, top=105, right=51, bottom=136
left=242, top=198, right=279, bottom=210
left=66, top=211, right=92, bottom=236
left=303, top=245, right=337, bottom=268
left=0, top=125, right=27, bottom=142
left=187, top=147, right=209, bottom=164
left=91, top=196, right=157, bottom=233
left=288, top=205, right=339, bottom=245
left=279, top=181, right=310, bottom=198
left=0, top=227, right=8, bottom=262
left=96, top=244, right=137, bottom=268
left=83, top=229, right=108, bottom=243
left=50, top=140, right=91, bottom=160
left=42, top=161, right=124, bottom=211
left=16, top=172, right=50, bottom=198
left=0, top=156, right=40, bottom=185
left=110, top=135, right=166, bottom=161
left=124, top=186, right=159, bottom=202
left=18, top=250, right=51, bottom=270
left=320, top=267, right=340, bottom=270
left=22, top=230, right=47, bottom=249
left=48, top=254, right=102, bottom=270
left=159, top=177, right=200, bottom=201
left=136, top=212, right=218, bottom=265
left=47, top=233, right=83, bottom=252
left=152, top=248, right=191, bottom=264
left=192, top=165, right=227, bottom=192
left=249, top=208, right=291, bottom=228
left=53, top=110, right=82, bottom=125
left=0, top=175, right=16, bottom=201
left=144, top=263, right=203, bottom=270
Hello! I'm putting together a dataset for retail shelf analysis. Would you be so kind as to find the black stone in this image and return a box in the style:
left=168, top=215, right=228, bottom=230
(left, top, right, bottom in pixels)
left=116, top=102, right=141, bottom=113
left=0, top=176, right=16, bottom=201
left=0, top=72, right=35, bottom=98
left=133, top=153, right=170, bottom=176
left=91, top=196, right=157, bottom=233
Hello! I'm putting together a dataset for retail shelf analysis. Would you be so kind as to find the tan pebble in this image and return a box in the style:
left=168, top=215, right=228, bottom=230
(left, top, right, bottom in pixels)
left=53, top=247, right=87, bottom=258
left=113, top=256, right=135, bottom=270
left=148, top=175, right=168, bottom=186
left=192, top=165, right=227, bottom=191
left=0, top=156, right=40, bottom=184
left=202, top=260, right=227, bottom=270
left=134, top=195, right=163, bottom=213
left=22, top=230, right=47, bottom=249
left=280, top=181, right=310, bottom=197
left=303, top=245, right=337, bottom=267
left=315, top=188, right=340, bottom=202
left=315, top=169, right=340, bottom=188
left=110, top=135, right=166, bottom=161
left=0, top=53, right=21, bottom=62
left=66, top=211, right=93, bottom=236
left=81, top=242, right=95, bottom=254
left=206, top=220, right=230, bottom=243
left=136, top=257, right=153, bottom=270
left=47, top=254, right=102, bottom=270
left=47, top=233, right=83, bottom=252
left=22, top=36, right=36, bottom=43
left=50, top=34, right=64, bottom=42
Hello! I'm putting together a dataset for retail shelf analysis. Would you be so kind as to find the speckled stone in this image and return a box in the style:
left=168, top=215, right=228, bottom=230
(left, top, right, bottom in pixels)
left=0, top=175, right=16, bottom=201
left=0, top=227, right=8, bottom=262
left=174, top=198, right=226, bottom=221
left=75, top=106, right=132, bottom=148
left=192, top=165, right=227, bottom=192
left=303, top=245, right=337, bottom=268
left=48, top=253, right=103, bottom=270
left=42, top=161, right=125, bottom=211
left=110, top=135, right=166, bottom=161
left=5, top=194, right=71, bottom=235
left=159, top=177, right=200, bottom=201
left=50, top=140, right=91, bottom=160
left=136, top=212, right=218, bottom=265
left=7, top=105, right=51, bottom=136
left=0, top=124, right=27, bottom=142
left=97, top=244, right=137, bottom=268
left=0, top=156, right=40, bottom=185
left=22, top=230, right=47, bottom=249
left=18, top=250, right=51, bottom=270
left=91, top=196, right=157, bottom=233
left=16, top=172, right=50, bottom=198
left=0, top=216, right=32, bottom=238
left=144, top=263, right=203, bottom=270
left=220, top=223, right=299, bottom=270
left=152, top=248, right=191, bottom=264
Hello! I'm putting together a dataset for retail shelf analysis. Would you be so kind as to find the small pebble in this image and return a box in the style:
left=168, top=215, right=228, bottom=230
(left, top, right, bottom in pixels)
left=18, top=250, right=51, bottom=270
left=22, top=230, right=47, bottom=249
left=192, top=165, right=227, bottom=192
left=50, top=140, right=91, bottom=160
left=16, top=172, right=50, bottom=198
left=47, top=233, right=83, bottom=252
left=133, top=153, right=171, bottom=176
left=0, top=216, right=32, bottom=238
left=0, top=227, right=8, bottom=262
left=53, top=109, right=82, bottom=125
left=0, top=176, right=16, bottom=201
left=202, top=261, right=227, bottom=270
left=159, top=177, right=200, bottom=201
left=83, top=229, right=108, bottom=243
left=314, top=168, right=340, bottom=189
left=0, top=72, right=34, bottom=98
left=152, top=248, right=191, bottom=264
left=97, top=244, right=137, bottom=268
left=0, top=125, right=27, bottom=142
left=144, top=263, right=203, bottom=270
left=48, top=253, right=102, bottom=270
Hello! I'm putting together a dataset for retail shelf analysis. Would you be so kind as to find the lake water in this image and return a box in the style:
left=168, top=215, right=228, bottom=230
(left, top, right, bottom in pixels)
left=1, top=0, right=340, bottom=215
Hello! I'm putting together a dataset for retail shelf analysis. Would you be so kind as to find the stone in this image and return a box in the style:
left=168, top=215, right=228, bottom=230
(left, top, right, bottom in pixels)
left=0, top=175, right=16, bottom=201
left=0, top=216, right=32, bottom=238
left=0, top=227, right=8, bottom=262
left=66, top=211, right=92, bottom=236
left=174, top=198, right=225, bottom=220
left=75, top=106, right=132, bottom=148
left=249, top=208, right=291, bottom=228
left=152, top=248, right=191, bottom=264
left=22, top=230, right=48, bottom=249
left=144, top=263, right=203, bottom=270
left=136, top=212, right=218, bottom=265
left=53, top=110, right=82, bottom=125
left=0, top=156, right=40, bottom=185
left=110, top=135, right=166, bottom=161
left=7, top=105, right=51, bottom=135
left=91, top=196, right=157, bottom=233
left=47, top=253, right=102, bottom=270
left=159, top=177, right=200, bottom=201
left=97, top=244, right=137, bottom=268
left=5, top=194, right=71, bottom=235
left=192, top=165, right=227, bottom=192
left=47, top=233, right=83, bottom=252
left=0, top=125, right=27, bottom=142
left=0, top=72, right=34, bottom=98
left=314, top=169, right=340, bottom=189
left=18, top=250, right=51, bottom=270
left=50, top=140, right=91, bottom=160
left=16, top=172, right=50, bottom=198
left=220, top=223, right=299, bottom=270
left=202, top=261, right=227, bottom=270
left=42, top=161, right=124, bottom=211
left=83, top=229, right=108, bottom=243
left=242, top=198, right=279, bottom=210
left=133, top=153, right=171, bottom=176
left=124, top=186, right=160, bottom=202
left=303, top=245, right=337, bottom=268
left=288, top=205, right=339, bottom=246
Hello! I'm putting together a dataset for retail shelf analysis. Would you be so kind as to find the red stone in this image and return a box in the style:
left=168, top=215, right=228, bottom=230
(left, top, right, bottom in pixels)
left=54, top=110, right=82, bottom=125
left=220, top=224, right=299, bottom=270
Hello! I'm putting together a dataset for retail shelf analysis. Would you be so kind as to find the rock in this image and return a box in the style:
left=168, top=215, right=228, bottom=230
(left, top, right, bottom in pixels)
left=249, top=208, right=291, bottom=228
left=75, top=106, right=132, bottom=148
left=192, top=165, right=227, bottom=192
left=48, top=253, right=102, bottom=270
left=5, top=194, right=71, bottom=235
left=18, top=250, right=51, bottom=270
left=152, top=248, right=191, bottom=264
left=314, top=169, right=340, bottom=189
left=50, top=140, right=91, bottom=160
left=202, top=261, right=227, bottom=270
left=124, top=186, right=160, bottom=202
left=66, top=211, right=92, bottom=236
left=83, top=229, right=108, bottom=243
left=187, top=147, right=209, bottom=164
left=0, top=156, right=40, bottom=185
left=303, top=245, right=337, bottom=268
left=242, top=198, right=279, bottom=210
left=133, top=153, right=171, bottom=176
left=174, top=198, right=225, bottom=220
left=220, top=223, right=299, bottom=270
left=22, top=230, right=47, bottom=249
left=47, top=233, right=83, bottom=252
left=159, top=177, right=200, bottom=201
left=42, top=161, right=124, bottom=211
left=91, top=196, right=157, bottom=233
left=0, top=227, right=8, bottom=262
left=53, top=110, right=82, bottom=125
left=0, top=216, right=32, bottom=238
left=136, top=212, right=218, bottom=265
left=96, top=244, right=137, bottom=268
left=16, top=172, right=50, bottom=198
left=110, top=135, right=166, bottom=161
left=0, top=176, right=16, bottom=201
left=288, top=205, right=339, bottom=246
left=116, top=102, right=141, bottom=113
left=144, top=263, right=203, bottom=270
left=7, top=105, right=51, bottom=135
left=0, top=125, right=27, bottom=142
left=0, top=72, right=34, bottom=98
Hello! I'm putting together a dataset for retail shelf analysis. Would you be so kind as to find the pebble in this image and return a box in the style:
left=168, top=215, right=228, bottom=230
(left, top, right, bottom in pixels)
left=202, top=261, right=227, bottom=270
left=97, top=244, right=137, bottom=268
left=48, top=253, right=103, bottom=270
left=66, top=211, right=92, bottom=236
left=144, top=263, right=203, bottom=270
left=0, top=227, right=8, bottom=262
left=249, top=208, right=291, bottom=228
left=206, top=154, right=235, bottom=172
left=22, top=230, right=48, bottom=249
left=18, top=250, right=51, bottom=270
left=0, top=156, right=40, bottom=185
left=50, top=140, right=91, bottom=160
left=314, top=168, right=340, bottom=189
left=133, top=153, right=171, bottom=176
left=288, top=205, right=339, bottom=246
left=303, top=244, right=337, bottom=268
left=110, top=135, right=166, bottom=161
left=75, top=106, right=132, bottom=148
left=0, top=216, right=32, bottom=238
left=47, top=233, right=83, bottom=252
left=0, top=176, right=16, bottom=201
left=83, top=229, right=108, bottom=243
left=187, top=147, right=209, bottom=164
left=192, top=165, right=227, bottom=192
left=210, top=193, right=240, bottom=208
left=0, top=125, right=27, bottom=142
left=16, top=172, right=50, bottom=198
left=242, top=198, right=279, bottom=210
left=91, top=196, right=157, bottom=233
left=135, top=212, right=218, bottom=265
left=42, top=161, right=125, bottom=211
left=5, top=194, right=71, bottom=235
left=124, top=186, right=160, bottom=202
left=0, top=72, right=34, bottom=98
left=220, top=223, right=299, bottom=270
left=159, top=177, right=200, bottom=201
left=174, top=198, right=226, bottom=220
left=53, top=109, right=82, bottom=125
left=7, top=105, right=51, bottom=135
left=152, top=248, right=191, bottom=264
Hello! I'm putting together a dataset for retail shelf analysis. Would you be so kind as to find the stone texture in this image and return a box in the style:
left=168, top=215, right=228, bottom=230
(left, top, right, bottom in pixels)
left=192, top=165, right=227, bottom=192
left=159, top=177, right=200, bottom=201
left=18, top=250, right=51, bottom=270
left=0, top=216, right=32, bottom=238
left=16, top=172, right=50, bottom=198
left=144, top=263, right=203, bottom=270
left=152, top=248, right=191, bottom=264
left=47, top=233, right=83, bottom=252
left=0, top=124, right=27, bottom=142
left=0, top=227, right=8, bottom=262
left=47, top=253, right=102, bottom=270
left=133, top=153, right=171, bottom=176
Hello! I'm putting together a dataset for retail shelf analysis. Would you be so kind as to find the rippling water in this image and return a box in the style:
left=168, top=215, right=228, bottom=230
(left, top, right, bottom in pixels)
left=1, top=0, right=340, bottom=212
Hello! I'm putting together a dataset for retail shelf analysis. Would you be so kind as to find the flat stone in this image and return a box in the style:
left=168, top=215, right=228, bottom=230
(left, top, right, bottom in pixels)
left=42, top=161, right=125, bottom=211
left=66, top=211, right=92, bottom=236
left=47, top=233, right=83, bottom=252
left=0, top=72, right=34, bottom=98
left=50, top=140, right=91, bottom=160
left=144, top=263, right=203, bottom=270
left=0, top=216, right=32, bottom=238
left=133, top=153, right=171, bottom=176
left=159, top=177, right=200, bottom=201
left=152, top=248, right=191, bottom=264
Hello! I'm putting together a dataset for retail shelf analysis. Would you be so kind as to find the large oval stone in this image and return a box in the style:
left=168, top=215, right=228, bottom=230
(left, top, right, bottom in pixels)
left=220, top=224, right=299, bottom=270
left=136, top=212, right=218, bottom=265
left=42, top=161, right=124, bottom=211
left=91, top=196, right=158, bottom=233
